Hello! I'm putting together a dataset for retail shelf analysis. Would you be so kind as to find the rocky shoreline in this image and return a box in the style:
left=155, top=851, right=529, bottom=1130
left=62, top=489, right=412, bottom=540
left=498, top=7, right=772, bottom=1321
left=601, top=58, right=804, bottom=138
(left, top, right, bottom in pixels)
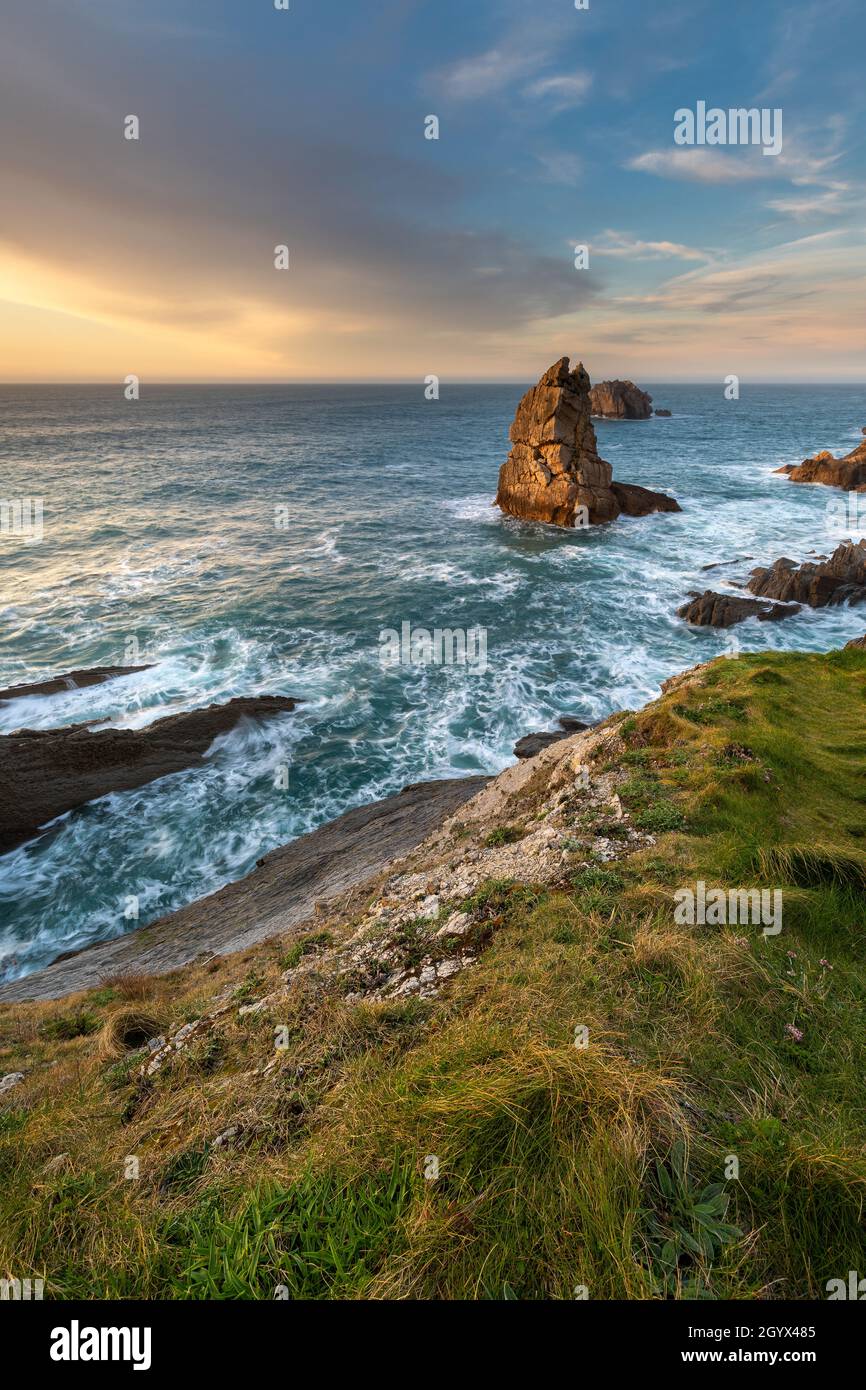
left=0, top=695, right=300, bottom=853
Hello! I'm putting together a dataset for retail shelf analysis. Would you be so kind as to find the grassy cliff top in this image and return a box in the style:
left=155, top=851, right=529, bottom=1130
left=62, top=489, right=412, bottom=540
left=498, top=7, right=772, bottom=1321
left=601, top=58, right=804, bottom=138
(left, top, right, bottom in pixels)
left=2, top=644, right=865, bottom=1300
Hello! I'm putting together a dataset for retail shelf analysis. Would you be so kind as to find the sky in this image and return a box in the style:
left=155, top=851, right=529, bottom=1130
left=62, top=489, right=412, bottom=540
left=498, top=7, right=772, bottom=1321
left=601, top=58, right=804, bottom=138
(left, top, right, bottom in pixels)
left=1, top=0, right=864, bottom=382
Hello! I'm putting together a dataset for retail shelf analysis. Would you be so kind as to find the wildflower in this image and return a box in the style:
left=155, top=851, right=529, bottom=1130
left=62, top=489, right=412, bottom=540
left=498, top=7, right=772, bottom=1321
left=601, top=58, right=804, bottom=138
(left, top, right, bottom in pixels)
left=785, top=1023, right=804, bottom=1043
left=819, top=958, right=833, bottom=970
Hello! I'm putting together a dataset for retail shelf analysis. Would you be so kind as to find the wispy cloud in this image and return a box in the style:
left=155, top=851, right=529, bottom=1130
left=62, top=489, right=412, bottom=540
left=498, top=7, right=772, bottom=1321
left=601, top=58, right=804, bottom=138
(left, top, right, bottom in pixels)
left=626, top=148, right=769, bottom=184
left=524, top=72, right=592, bottom=110
left=593, top=230, right=713, bottom=262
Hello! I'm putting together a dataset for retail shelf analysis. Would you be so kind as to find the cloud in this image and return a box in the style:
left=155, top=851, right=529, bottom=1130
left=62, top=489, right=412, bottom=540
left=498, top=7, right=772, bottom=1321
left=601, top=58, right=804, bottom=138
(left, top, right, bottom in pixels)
left=593, top=231, right=712, bottom=262
left=523, top=72, right=592, bottom=110
left=626, top=148, right=768, bottom=184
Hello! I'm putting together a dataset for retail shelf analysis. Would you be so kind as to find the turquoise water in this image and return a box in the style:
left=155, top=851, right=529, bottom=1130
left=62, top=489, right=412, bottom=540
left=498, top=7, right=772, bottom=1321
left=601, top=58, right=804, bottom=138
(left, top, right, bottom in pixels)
left=1, top=382, right=864, bottom=979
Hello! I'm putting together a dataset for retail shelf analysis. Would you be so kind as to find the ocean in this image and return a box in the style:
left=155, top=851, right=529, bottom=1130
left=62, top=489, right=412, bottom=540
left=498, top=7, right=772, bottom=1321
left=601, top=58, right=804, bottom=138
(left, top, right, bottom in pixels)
left=1, top=382, right=864, bottom=981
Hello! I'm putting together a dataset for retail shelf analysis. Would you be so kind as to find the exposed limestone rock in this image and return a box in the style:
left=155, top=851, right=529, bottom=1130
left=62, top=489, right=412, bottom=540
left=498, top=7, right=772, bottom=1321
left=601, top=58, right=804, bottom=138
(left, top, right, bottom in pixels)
left=775, top=438, right=866, bottom=491
left=495, top=358, right=680, bottom=527
left=590, top=380, right=654, bottom=419
left=678, top=591, right=801, bottom=628
left=0, top=665, right=152, bottom=703
left=747, top=541, right=866, bottom=608
left=0, top=695, right=299, bottom=853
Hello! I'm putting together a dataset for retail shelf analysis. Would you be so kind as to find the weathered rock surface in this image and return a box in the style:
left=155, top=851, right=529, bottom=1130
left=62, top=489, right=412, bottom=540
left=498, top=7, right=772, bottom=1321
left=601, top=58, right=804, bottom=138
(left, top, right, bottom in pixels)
left=495, top=358, right=680, bottom=527
left=0, top=777, right=489, bottom=1001
left=654, top=409, right=672, bottom=418
left=589, top=380, right=654, bottom=419
left=611, top=481, right=681, bottom=517
left=775, top=438, right=866, bottom=491
left=514, top=716, right=594, bottom=759
left=678, top=591, right=801, bottom=628
left=845, top=634, right=866, bottom=649
left=0, top=696, right=299, bottom=853
left=0, top=665, right=152, bottom=703
left=747, top=541, right=866, bottom=608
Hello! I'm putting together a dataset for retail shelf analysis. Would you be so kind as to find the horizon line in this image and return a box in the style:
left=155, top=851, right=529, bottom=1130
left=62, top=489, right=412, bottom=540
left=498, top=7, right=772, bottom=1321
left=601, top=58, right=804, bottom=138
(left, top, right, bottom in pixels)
left=0, top=378, right=864, bottom=388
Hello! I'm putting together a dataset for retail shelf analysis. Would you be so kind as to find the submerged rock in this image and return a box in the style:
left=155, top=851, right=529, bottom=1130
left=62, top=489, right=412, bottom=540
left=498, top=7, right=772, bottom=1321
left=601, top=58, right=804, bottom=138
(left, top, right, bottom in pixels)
left=775, top=438, right=866, bottom=491
left=0, top=665, right=152, bottom=703
left=589, top=380, right=654, bottom=419
left=678, top=591, right=801, bottom=628
left=495, top=358, right=680, bottom=527
left=0, top=695, right=299, bottom=853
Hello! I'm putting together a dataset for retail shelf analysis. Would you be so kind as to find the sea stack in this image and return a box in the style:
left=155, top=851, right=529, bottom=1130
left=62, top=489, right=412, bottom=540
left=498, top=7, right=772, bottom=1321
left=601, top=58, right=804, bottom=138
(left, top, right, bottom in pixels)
left=590, top=379, right=654, bottom=419
left=495, top=357, right=680, bottom=527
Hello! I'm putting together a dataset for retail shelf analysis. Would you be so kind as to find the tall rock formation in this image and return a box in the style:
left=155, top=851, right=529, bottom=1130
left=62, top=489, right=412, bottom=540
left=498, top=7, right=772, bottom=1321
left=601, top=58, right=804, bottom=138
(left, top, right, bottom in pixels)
left=590, top=380, right=654, bottom=419
left=495, top=358, right=679, bottom=527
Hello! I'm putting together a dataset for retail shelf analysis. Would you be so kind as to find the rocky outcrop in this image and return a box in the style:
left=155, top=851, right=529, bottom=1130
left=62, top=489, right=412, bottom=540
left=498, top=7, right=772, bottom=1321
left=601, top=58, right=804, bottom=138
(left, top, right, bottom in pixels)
left=747, top=541, right=866, bottom=608
left=654, top=409, right=672, bottom=418
left=0, top=776, right=489, bottom=1000
left=775, top=438, right=866, bottom=491
left=845, top=635, right=866, bottom=650
left=678, top=591, right=800, bottom=628
left=611, top=481, right=680, bottom=517
left=589, top=380, right=654, bottom=419
left=0, top=665, right=152, bottom=703
left=495, top=358, right=680, bottom=527
left=514, top=716, right=593, bottom=759
left=0, top=696, right=299, bottom=853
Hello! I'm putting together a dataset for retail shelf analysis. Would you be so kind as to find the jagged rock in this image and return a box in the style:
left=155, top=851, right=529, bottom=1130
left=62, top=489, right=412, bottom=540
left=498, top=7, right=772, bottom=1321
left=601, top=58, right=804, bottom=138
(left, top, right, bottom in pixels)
left=678, top=591, right=801, bottom=628
left=0, top=1071, right=25, bottom=1093
left=846, top=635, right=866, bottom=649
left=0, top=665, right=153, bottom=703
left=654, top=409, right=672, bottom=417
left=495, top=358, right=680, bottom=527
left=590, top=380, right=654, bottom=419
left=775, top=438, right=866, bottom=491
left=748, top=542, right=866, bottom=608
left=0, top=695, right=299, bottom=853
left=514, top=731, right=569, bottom=758
left=611, top=481, right=681, bottom=517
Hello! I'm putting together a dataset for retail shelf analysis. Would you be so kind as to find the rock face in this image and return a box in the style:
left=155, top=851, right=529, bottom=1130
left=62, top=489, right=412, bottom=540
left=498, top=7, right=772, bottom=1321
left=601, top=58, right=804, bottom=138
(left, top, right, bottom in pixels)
left=611, top=481, right=681, bottom=517
left=654, top=408, right=672, bottom=418
left=495, top=358, right=680, bottom=527
left=0, top=776, right=489, bottom=1001
left=775, top=438, right=866, bottom=491
left=747, top=541, right=866, bottom=608
left=589, top=380, right=654, bottom=419
left=0, top=665, right=152, bottom=703
left=513, top=716, right=593, bottom=760
left=845, top=635, right=866, bottom=650
left=0, top=696, right=299, bottom=853
left=677, top=541, right=866, bottom=628
left=678, top=592, right=801, bottom=628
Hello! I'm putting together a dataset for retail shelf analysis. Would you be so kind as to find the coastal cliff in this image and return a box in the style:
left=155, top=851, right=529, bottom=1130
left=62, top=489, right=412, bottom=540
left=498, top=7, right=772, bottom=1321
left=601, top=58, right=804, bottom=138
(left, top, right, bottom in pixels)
left=3, top=644, right=866, bottom=1299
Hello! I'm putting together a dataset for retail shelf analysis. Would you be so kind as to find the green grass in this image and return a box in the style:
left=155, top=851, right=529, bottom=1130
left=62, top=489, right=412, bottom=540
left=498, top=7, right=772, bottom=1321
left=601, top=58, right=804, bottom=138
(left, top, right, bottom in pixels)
left=3, top=646, right=866, bottom=1299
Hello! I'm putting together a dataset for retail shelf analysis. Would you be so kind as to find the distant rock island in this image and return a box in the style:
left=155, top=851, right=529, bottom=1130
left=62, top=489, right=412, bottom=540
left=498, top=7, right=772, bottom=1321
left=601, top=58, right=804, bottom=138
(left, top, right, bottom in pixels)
left=590, top=379, right=654, bottom=419
left=775, top=431, right=866, bottom=491
left=495, top=358, right=680, bottom=527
